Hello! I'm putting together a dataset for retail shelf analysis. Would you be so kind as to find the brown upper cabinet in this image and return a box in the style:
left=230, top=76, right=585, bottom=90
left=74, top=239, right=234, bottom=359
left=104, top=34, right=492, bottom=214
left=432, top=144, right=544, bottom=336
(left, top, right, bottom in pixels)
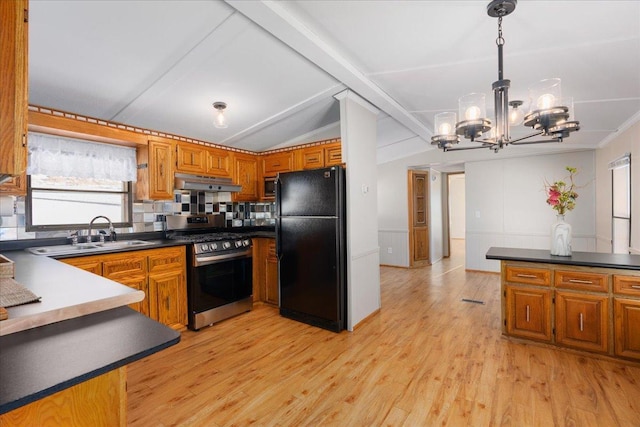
left=0, top=0, right=28, bottom=181
left=262, top=151, right=295, bottom=176
left=206, top=147, right=232, bottom=178
left=136, top=139, right=174, bottom=201
left=233, top=152, right=258, bottom=202
left=175, top=143, right=206, bottom=175
left=300, top=142, right=342, bottom=170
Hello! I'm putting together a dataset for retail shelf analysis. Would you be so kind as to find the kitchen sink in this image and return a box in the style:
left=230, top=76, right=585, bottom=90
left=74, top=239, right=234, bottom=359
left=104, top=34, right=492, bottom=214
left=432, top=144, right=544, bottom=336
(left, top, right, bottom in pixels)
left=27, top=240, right=155, bottom=256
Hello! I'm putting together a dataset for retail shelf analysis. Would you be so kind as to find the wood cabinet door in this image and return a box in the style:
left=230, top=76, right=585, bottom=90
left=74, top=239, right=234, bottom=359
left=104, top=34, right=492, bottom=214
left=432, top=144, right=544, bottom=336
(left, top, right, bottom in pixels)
left=555, top=291, right=609, bottom=353
left=176, top=143, right=206, bottom=174
left=505, top=285, right=552, bottom=342
left=324, top=143, right=342, bottom=166
left=147, top=247, right=185, bottom=274
left=118, top=275, right=150, bottom=317
left=148, top=140, right=174, bottom=200
left=0, top=0, right=28, bottom=179
left=265, top=240, right=279, bottom=306
left=614, top=297, right=640, bottom=360
left=408, top=171, right=429, bottom=265
left=206, top=147, right=232, bottom=178
left=233, top=153, right=258, bottom=201
left=301, top=147, right=324, bottom=170
left=263, top=152, right=294, bottom=175
left=0, top=173, right=26, bottom=195
left=149, top=270, right=186, bottom=328
left=61, top=256, right=103, bottom=275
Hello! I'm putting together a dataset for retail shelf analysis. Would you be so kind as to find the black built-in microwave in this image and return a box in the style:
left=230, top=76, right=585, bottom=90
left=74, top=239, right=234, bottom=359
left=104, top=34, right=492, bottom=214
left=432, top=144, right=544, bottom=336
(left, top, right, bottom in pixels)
left=263, top=176, right=276, bottom=199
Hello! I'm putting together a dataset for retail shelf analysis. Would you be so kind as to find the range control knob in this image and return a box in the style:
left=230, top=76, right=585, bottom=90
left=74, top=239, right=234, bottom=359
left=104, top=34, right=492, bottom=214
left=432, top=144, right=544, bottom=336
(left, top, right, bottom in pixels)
left=222, top=241, right=231, bottom=250
left=211, top=243, right=218, bottom=251
left=201, top=244, right=209, bottom=252
left=235, top=240, right=242, bottom=248
left=243, top=239, right=251, bottom=247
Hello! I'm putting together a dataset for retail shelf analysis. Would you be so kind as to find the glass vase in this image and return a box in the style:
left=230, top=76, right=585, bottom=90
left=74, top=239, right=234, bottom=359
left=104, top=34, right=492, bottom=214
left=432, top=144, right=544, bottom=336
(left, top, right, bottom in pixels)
left=550, top=214, right=572, bottom=256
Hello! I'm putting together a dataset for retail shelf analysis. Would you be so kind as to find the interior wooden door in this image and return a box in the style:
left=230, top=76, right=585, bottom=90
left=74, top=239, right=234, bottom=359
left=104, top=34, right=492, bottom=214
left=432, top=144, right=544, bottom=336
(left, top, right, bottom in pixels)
left=408, top=170, right=430, bottom=266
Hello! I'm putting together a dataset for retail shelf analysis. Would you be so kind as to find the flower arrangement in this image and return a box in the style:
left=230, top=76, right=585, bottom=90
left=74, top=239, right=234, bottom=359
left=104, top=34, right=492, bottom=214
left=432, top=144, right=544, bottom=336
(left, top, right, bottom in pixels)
left=545, top=166, right=578, bottom=215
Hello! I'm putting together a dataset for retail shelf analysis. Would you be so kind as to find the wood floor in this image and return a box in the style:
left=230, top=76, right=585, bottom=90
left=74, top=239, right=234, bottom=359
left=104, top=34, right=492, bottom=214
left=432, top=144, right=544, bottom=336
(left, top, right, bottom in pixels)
left=127, top=241, right=640, bottom=426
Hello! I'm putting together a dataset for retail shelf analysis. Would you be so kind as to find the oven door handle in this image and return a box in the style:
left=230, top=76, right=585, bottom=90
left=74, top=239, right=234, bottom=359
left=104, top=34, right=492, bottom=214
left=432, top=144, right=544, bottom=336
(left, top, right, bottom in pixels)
left=194, top=249, right=252, bottom=267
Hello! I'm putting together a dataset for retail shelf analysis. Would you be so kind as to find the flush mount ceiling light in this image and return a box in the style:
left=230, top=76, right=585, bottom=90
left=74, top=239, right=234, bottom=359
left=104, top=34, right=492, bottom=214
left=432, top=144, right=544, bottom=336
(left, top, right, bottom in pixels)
left=213, top=102, right=228, bottom=129
left=431, top=0, right=580, bottom=153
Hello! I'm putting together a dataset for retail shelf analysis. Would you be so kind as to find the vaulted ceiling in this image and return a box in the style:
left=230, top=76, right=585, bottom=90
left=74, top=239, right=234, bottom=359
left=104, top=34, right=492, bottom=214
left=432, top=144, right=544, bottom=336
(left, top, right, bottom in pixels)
left=29, top=1, right=640, bottom=165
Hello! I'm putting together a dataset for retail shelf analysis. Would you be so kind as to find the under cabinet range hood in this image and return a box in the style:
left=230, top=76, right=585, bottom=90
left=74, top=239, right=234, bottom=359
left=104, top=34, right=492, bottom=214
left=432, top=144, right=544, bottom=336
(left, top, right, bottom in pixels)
left=174, top=173, right=242, bottom=192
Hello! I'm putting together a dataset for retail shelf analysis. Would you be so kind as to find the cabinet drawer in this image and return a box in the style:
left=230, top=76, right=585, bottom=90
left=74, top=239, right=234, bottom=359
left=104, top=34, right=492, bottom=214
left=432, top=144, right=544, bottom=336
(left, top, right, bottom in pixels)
left=148, top=247, right=185, bottom=273
left=555, top=270, right=608, bottom=292
left=613, top=274, right=640, bottom=297
left=102, top=255, right=147, bottom=279
left=505, top=266, right=551, bottom=286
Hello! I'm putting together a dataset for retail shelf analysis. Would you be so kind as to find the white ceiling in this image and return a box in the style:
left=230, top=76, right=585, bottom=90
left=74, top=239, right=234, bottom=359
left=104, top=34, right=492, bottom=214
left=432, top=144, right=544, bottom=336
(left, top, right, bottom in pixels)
left=29, top=1, right=640, bottom=166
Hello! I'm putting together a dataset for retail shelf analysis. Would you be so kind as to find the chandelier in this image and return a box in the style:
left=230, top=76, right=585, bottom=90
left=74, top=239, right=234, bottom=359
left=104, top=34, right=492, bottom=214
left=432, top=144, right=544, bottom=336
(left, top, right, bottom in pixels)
left=431, top=0, right=580, bottom=152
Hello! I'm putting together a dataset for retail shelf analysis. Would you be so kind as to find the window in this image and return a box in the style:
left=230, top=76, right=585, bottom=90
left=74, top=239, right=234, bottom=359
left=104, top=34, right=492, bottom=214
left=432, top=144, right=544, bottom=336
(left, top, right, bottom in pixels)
left=25, top=132, right=137, bottom=231
left=610, top=154, right=631, bottom=254
left=27, top=175, right=132, bottom=231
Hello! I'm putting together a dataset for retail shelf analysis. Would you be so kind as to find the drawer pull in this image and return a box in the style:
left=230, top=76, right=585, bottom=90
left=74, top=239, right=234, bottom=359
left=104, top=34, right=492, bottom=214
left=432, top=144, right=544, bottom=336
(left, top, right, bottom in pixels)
left=516, top=274, right=538, bottom=279
left=526, top=305, right=530, bottom=322
left=631, top=285, right=640, bottom=290
left=568, top=279, right=594, bottom=284
left=579, top=313, right=584, bottom=332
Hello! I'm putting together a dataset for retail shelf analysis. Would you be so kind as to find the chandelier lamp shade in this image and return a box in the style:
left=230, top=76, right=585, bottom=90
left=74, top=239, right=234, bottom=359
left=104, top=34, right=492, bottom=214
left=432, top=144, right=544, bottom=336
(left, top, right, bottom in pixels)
left=213, top=102, right=228, bottom=129
left=431, top=0, right=580, bottom=152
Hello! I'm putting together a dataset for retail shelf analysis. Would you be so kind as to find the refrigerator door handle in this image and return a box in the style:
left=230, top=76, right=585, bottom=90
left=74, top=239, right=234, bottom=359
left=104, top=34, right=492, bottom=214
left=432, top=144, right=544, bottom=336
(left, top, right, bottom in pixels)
left=275, top=217, right=282, bottom=258
left=275, top=175, right=282, bottom=258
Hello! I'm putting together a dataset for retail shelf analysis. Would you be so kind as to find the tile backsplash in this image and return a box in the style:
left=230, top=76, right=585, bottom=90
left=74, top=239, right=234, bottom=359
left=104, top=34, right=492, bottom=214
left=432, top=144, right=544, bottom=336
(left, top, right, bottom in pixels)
left=0, top=191, right=275, bottom=242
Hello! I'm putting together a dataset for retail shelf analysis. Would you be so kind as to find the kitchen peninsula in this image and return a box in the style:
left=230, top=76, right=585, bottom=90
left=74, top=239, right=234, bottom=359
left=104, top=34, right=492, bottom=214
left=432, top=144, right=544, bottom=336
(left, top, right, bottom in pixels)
left=487, top=247, right=640, bottom=362
left=0, top=251, right=180, bottom=424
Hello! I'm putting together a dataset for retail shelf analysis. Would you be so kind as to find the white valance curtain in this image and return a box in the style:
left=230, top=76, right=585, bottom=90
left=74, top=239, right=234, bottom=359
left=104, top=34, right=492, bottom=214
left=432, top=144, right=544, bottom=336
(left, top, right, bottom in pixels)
left=27, top=133, right=137, bottom=182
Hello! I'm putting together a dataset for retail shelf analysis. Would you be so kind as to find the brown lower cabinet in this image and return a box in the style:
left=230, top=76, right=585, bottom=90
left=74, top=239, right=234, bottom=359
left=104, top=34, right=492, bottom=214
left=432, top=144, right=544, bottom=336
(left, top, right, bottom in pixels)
left=253, top=238, right=279, bottom=306
left=505, top=285, right=552, bottom=342
left=555, top=291, right=609, bottom=353
left=61, top=246, right=187, bottom=329
left=0, top=368, right=126, bottom=426
left=501, top=261, right=640, bottom=361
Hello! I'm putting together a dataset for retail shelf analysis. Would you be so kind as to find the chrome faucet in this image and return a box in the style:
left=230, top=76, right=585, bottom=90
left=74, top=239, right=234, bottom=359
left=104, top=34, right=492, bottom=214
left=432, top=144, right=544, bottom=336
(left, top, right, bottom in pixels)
left=88, top=216, right=117, bottom=243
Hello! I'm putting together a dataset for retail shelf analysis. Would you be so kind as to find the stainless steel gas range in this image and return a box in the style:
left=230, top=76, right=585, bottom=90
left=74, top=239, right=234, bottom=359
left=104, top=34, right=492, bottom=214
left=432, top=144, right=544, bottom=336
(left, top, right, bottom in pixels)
left=166, top=214, right=252, bottom=331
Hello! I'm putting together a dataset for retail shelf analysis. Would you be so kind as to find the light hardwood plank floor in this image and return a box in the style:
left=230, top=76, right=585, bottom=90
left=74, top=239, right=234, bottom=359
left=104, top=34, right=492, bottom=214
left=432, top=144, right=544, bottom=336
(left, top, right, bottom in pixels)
left=128, top=241, right=640, bottom=426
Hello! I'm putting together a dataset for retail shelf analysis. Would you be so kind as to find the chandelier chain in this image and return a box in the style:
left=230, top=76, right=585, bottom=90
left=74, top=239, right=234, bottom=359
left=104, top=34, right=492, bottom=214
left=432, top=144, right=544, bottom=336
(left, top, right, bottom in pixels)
left=496, top=16, right=505, bottom=46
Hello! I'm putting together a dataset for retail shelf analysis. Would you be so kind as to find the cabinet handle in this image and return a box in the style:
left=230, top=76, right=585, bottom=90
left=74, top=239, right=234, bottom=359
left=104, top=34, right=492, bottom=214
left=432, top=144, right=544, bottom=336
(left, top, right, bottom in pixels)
left=526, top=305, right=530, bottom=322
left=166, top=297, right=170, bottom=311
left=579, top=313, right=584, bottom=332
left=159, top=164, right=164, bottom=177
left=516, top=274, right=537, bottom=279
left=631, top=285, right=640, bottom=289
left=568, top=279, right=594, bottom=284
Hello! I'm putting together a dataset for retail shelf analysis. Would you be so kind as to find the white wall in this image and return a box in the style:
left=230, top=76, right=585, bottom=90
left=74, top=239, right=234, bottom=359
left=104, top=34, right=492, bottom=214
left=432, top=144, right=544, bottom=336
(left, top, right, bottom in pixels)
left=336, top=90, right=381, bottom=330
left=429, top=169, right=443, bottom=263
left=377, top=159, right=410, bottom=266
left=595, top=120, right=640, bottom=254
left=465, top=151, right=597, bottom=272
left=449, top=174, right=466, bottom=239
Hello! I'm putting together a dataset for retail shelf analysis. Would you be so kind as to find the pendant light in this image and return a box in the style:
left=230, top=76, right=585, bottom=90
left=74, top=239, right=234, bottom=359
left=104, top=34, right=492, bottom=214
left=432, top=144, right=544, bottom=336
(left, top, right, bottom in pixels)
left=431, top=0, right=580, bottom=152
left=213, top=102, right=228, bottom=129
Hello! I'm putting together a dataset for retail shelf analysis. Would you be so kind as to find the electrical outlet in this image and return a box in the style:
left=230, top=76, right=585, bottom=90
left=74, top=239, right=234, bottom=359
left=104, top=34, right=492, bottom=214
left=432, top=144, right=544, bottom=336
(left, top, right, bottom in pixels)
left=387, top=247, right=393, bottom=254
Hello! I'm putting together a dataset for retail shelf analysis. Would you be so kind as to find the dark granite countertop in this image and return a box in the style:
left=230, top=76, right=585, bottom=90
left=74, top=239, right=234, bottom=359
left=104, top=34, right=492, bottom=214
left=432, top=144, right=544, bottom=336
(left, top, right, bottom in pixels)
left=0, top=306, right=180, bottom=415
left=486, top=247, right=640, bottom=271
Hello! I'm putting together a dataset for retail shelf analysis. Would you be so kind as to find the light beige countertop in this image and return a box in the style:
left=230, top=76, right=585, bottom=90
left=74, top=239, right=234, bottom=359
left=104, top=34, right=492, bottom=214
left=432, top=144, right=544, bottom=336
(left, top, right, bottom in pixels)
left=0, top=251, right=144, bottom=336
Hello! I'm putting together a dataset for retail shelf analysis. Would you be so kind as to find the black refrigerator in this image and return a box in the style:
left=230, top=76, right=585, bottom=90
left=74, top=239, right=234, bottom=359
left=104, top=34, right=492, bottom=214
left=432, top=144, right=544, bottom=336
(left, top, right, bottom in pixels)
left=275, top=165, right=347, bottom=332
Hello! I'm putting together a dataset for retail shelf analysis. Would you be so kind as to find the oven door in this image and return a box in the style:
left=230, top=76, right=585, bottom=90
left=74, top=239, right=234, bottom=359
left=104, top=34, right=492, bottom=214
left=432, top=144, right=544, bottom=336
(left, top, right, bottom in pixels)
left=189, top=253, right=253, bottom=315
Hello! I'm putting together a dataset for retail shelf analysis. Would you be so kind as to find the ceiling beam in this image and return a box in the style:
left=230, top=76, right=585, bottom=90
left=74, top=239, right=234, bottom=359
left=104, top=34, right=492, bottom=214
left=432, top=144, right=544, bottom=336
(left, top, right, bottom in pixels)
left=225, top=0, right=432, bottom=143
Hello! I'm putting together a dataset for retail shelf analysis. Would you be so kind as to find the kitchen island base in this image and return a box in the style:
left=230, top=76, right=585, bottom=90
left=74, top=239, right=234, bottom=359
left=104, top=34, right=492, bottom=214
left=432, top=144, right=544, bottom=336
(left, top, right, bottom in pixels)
left=487, top=247, right=640, bottom=363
